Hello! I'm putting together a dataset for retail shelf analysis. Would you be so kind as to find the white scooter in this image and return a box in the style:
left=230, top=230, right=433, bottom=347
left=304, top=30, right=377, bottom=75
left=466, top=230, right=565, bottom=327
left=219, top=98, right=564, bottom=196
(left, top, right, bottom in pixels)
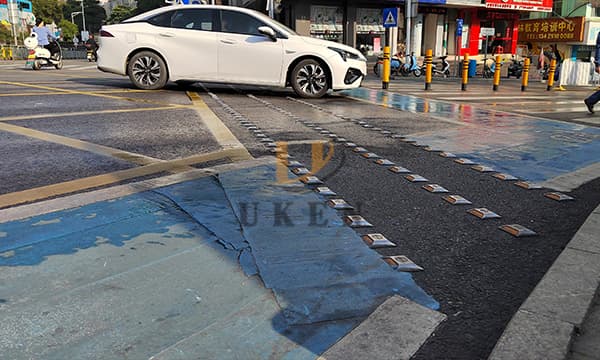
left=24, top=32, right=63, bottom=70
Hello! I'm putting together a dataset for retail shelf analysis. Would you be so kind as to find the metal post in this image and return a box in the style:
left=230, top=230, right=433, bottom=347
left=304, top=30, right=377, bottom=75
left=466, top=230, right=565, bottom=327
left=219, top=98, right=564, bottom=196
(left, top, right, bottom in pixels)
left=493, top=55, right=501, bottom=91
left=405, top=0, right=411, bottom=56
left=8, top=0, right=18, bottom=45
left=267, top=0, right=274, bottom=18
left=521, top=57, right=530, bottom=91
left=425, top=49, right=432, bottom=90
left=461, top=53, right=469, bottom=91
left=80, top=0, right=86, bottom=32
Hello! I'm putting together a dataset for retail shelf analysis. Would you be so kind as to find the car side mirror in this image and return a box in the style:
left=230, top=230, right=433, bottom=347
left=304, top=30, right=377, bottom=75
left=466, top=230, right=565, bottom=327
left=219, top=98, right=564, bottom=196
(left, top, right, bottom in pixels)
left=258, top=26, right=277, bottom=41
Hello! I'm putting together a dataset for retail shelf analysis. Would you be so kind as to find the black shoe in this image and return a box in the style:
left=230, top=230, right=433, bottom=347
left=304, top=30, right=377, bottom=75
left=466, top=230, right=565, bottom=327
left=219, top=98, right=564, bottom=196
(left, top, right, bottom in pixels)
left=584, top=99, right=594, bottom=114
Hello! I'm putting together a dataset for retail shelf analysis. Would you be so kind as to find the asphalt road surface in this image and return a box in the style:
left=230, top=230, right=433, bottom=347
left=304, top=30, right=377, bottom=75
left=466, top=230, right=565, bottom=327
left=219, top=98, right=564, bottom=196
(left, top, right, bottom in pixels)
left=1, top=60, right=599, bottom=359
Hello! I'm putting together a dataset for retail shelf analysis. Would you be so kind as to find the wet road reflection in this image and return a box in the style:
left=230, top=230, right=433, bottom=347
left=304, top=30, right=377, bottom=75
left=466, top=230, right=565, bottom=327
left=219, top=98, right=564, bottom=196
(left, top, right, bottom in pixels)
left=344, top=88, right=600, bottom=182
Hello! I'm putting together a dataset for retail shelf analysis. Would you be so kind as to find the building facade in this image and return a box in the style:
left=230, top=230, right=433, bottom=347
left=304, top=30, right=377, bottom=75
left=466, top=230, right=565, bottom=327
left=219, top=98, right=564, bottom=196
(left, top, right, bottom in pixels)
left=278, top=0, right=554, bottom=57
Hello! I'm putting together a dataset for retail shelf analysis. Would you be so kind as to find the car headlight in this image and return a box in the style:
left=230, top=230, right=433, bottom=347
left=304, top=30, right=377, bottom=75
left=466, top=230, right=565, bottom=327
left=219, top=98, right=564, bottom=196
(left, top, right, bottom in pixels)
left=328, top=47, right=364, bottom=62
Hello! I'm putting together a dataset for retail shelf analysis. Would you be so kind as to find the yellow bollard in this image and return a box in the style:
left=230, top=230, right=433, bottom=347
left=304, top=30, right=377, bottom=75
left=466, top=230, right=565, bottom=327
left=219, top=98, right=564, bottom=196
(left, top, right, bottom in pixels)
left=546, top=59, right=556, bottom=91
left=382, top=46, right=391, bottom=90
left=0, top=47, right=4, bottom=60
left=461, top=53, right=469, bottom=91
left=521, top=58, right=530, bottom=92
left=492, top=55, right=502, bottom=91
left=425, top=49, right=433, bottom=90
left=8, top=47, right=12, bottom=60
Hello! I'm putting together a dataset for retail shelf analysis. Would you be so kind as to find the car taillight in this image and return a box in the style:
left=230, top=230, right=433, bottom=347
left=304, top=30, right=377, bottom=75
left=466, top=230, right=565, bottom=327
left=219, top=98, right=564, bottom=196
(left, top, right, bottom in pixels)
left=100, top=30, right=114, bottom=37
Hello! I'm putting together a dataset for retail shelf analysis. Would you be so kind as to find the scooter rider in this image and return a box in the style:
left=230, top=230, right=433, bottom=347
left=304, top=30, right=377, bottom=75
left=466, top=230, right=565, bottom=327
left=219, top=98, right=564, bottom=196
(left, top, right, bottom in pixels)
left=85, top=34, right=98, bottom=60
left=32, top=19, right=58, bottom=58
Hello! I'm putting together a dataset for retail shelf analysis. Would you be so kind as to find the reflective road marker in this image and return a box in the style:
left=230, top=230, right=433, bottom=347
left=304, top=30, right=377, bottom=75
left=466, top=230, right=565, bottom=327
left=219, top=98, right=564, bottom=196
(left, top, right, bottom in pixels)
left=515, top=181, right=543, bottom=190
left=455, top=158, right=476, bottom=165
left=328, top=199, right=354, bottom=210
left=315, top=187, right=337, bottom=196
left=544, top=192, right=575, bottom=201
left=383, top=256, right=424, bottom=272
left=405, top=175, right=429, bottom=182
left=422, top=184, right=449, bottom=193
left=344, top=215, right=373, bottom=227
left=389, top=166, right=411, bottom=174
left=468, top=208, right=501, bottom=219
left=493, top=173, right=519, bottom=181
left=443, top=195, right=472, bottom=205
left=362, top=234, right=396, bottom=248
left=499, top=224, right=538, bottom=237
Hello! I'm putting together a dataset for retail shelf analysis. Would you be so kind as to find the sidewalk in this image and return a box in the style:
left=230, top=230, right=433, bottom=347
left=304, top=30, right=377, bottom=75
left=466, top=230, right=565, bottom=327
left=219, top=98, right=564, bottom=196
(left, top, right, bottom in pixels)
left=489, top=205, right=600, bottom=360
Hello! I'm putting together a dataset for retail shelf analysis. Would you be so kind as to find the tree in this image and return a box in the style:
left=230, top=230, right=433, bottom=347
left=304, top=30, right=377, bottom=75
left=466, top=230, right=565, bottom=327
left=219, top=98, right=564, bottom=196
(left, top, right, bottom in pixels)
left=62, top=0, right=106, bottom=33
left=134, top=0, right=167, bottom=15
left=107, top=5, right=134, bottom=24
left=32, top=0, right=64, bottom=24
left=0, top=23, right=12, bottom=45
left=58, top=19, right=78, bottom=41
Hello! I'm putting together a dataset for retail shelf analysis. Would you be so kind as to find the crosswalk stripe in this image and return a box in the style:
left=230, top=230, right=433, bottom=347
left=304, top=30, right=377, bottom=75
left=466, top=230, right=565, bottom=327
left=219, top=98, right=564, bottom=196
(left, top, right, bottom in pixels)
left=518, top=106, right=588, bottom=113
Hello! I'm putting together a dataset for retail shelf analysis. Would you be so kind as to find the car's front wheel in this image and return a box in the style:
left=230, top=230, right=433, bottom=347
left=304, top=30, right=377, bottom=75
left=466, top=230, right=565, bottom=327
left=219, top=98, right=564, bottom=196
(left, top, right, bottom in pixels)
left=290, top=59, right=329, bottom=98
left=128, top=51, right=168, bottom=90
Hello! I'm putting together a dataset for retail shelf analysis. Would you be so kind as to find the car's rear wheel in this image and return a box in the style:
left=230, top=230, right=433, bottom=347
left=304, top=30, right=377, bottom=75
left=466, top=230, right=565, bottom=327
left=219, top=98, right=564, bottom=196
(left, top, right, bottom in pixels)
left=290, top=59, right=329, bottom=98
left=128, top=51, right=168, bottom=90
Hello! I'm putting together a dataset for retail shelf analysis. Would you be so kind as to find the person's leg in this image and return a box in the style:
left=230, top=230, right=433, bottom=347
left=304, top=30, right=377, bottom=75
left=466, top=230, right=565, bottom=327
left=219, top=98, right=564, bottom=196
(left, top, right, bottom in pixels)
left=587, top=90, right=600, bottom=105
left=584, top=90, right=600, bottom=113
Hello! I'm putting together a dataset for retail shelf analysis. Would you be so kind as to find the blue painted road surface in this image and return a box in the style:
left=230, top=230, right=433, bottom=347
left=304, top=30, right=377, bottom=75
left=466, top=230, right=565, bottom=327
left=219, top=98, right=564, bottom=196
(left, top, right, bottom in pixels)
left=0, top=164, right=437, bottom=359
left=345, top=88, right=600, bottom=182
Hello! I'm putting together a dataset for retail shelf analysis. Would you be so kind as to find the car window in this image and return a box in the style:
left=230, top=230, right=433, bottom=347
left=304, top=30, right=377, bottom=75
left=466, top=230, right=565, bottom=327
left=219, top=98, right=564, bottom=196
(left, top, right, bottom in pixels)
left=170, top=9, right=217, bottom=31
left=147, top=11, right=175, bottom=27
left=220, top=10, right=265, bottom=36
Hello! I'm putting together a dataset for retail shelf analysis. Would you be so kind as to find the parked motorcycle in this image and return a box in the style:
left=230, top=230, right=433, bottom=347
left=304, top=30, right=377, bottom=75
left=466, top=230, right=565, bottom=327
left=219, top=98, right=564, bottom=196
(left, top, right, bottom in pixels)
left=373, top=54, right=402, bottom=77
left=400, top=52, right=422, bottom=77
left=507, top=56, right=524, bottom=79
left=423, top=55, right=450, bottom=77
left=24, top=32, right=63, bottom=70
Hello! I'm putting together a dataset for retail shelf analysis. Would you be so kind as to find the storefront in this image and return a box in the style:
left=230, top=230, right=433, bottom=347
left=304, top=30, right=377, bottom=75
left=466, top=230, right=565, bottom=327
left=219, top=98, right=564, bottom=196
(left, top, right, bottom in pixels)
left=458, top=9, right=520, bottom=56
left=517, top=16, right=584, bottom=58
left=457, top=0, right=553, bottom=56
left=518, top=16, right=589, bottom=84
left=355, top=7, right=386, bottom=56
left=309, top=5, right=344, bottom=42
left=285, top=1, right=450, bottom=56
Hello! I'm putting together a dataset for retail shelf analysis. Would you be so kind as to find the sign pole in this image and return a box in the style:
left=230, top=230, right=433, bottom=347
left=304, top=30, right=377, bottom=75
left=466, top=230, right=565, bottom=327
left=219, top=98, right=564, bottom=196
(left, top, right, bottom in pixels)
left=406, top=0, right=411, bottom=56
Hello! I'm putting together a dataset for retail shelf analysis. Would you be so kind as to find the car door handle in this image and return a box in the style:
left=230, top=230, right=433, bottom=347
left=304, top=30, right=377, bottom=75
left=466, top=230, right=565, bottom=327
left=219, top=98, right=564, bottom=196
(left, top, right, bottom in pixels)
left=159, top=32, right=175, bottom=38
left=220, top=39, right=236, bottom=45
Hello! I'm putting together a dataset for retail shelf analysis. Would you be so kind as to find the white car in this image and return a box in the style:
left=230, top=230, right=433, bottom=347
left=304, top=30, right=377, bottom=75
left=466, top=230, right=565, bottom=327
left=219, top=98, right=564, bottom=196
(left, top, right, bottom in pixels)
left=97, top=5, right=366, bottom=98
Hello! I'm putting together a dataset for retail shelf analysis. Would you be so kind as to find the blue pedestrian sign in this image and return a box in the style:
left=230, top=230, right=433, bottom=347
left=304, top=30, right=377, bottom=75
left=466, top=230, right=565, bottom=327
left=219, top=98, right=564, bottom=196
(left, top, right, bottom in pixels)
left=383, top=8, right=398, bottom=28
left=456, top=18, right=463, bottom=36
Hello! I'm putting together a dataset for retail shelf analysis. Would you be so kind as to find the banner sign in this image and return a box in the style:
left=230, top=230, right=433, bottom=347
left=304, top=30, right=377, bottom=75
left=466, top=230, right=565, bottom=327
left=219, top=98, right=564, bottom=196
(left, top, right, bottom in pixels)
left=517, top=17, right=585, bottom=42
left=485, top=0, right=552, bottom=12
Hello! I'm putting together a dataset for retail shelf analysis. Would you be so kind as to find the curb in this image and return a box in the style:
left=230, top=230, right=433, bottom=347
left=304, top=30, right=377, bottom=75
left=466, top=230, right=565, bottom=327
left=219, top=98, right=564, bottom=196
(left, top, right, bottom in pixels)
left=319, top=295, right=446, bottom=360
left=488, top=204, right=600, bottom=360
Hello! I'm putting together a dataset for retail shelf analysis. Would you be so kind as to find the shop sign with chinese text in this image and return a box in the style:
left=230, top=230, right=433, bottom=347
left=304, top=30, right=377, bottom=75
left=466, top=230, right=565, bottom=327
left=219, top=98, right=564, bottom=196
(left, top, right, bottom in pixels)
left=485, top=0, right=552, bottom=12
left=517, top=17, right=585, bottom=42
